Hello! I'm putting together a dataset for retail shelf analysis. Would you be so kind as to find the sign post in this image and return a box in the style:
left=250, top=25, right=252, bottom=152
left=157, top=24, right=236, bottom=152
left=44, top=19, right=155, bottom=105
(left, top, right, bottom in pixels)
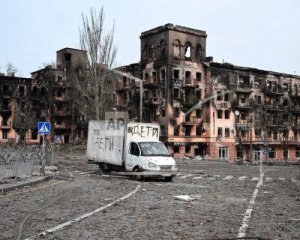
left=38, top=122, right=51, bottom=154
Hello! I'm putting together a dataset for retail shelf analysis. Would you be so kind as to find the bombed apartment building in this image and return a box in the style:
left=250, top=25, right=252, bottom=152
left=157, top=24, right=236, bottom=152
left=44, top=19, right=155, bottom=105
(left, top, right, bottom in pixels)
left=31, top=48, right=89, bottom=144
left=0, top=73, right=34, bottom=143
left=115, top=23, right=300, bottom=162
left=0, top=48, right=89, bottom=144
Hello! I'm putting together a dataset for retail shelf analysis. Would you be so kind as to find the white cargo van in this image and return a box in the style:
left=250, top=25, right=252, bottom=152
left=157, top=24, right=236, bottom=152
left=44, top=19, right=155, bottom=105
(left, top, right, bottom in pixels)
left=87, top=120, right=177, bottom=180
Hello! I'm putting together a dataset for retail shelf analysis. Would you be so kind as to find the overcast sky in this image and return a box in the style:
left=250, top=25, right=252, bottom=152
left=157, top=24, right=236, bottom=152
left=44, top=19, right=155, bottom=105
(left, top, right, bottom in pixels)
left=0, top=0, right=299, bottom=77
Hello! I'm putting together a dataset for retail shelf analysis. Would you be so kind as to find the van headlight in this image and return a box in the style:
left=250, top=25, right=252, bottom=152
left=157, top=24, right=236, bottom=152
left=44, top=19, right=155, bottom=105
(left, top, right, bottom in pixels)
left=172, top=165, right=178, bottom=171
left=148, top=161, right=159, bottom=169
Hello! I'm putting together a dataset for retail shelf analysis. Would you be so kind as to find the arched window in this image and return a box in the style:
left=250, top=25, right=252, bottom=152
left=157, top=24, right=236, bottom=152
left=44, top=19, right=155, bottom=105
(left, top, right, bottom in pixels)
left=150, top=43, right=156, bottom=59
left=143, top=45, right=148, bottom=59
left=173, top=40, right=181, bottom=58
left=196, top=44, right=203, bottom=61
left=160, top=39, right=166, bottom=57
left=185, top=42, right=192, bottom=59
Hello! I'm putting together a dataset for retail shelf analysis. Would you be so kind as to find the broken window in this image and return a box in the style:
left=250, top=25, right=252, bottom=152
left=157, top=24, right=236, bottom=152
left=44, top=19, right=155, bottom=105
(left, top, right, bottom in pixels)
left=254, top=77, right=261, bottom=88
left=57, top=89, right=63, bottom=97
left=255, top=128, right=261, bottom=137
left=185, top=71, right=191, bottom=84
left=240, top=95, right=246, bottom=104
left=144, top=73, right=149, bottom=81
left=174, top=126, right=180, bottom=136
left=217, top=91, right=222, bottom=101
left=185, top=145, right=191, bottom=153
left=196, top=125, right=203, bottom=136
left=160, top=39, right=166, bottom=57
left=217, top=110, right=223, bottom=119
left=196, top=109, right=201, bottom=118
left=152, top=71, right=157, bottom=82
left=19, top=86, right=25, bottom=97
left=296, top=147, right=300, bottom=158
left=173, top=40, right=180, bottom=58
left=41, top=87, right=46, bottom=96
left=224, top=93, right=229, bottom=101
left=174, top=146, right=179, bottom=153
left=225, top=110, right=230, bottom=119
left=160, top=69, right=166, bottom=81
left=173, top=108, right=180, bottom=117
left=218, top=127, right=223, bottom=137
left=143, top=45, right=148, bottom=59
left=185, top=43, right=192, bottom=59
left=3, top=99, right=9, bottom=110
left=122, top=76, right=127, bottom=87
left=282, top=83, right=289, bottom=91
left=196, top=72, right=201, bottom=82
left=269, top=147, right=276, bottom=159
left=185, top=126, right=192, bottom=136
left=2, top=130, right=8, bottom=140
left=241, top=112, right=247, bottom=120
left=173, top=89, right=180, bottom=99
left=195, top=44, right=202, bottom=60
left=225, top=128, right=230, bottom=137
left=3, top=85, right=9, bottom=92
left=173, top=69, right=180, bottom=80
left=150, top=43, right=156, bottom=58
left=196, top=90, right=201, bottom=99
left=56, top=102, right=62, bottom=111
left=255, top=95, right=261, bottom=104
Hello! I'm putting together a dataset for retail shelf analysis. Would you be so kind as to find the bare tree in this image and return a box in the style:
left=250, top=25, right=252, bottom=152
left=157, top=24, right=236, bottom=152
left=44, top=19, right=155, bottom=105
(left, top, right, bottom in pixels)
left=13, top=98, right=37, bottom=144
left=71, top=7, right=117, bottom=120
left=6, top=62, right=18, bottom=76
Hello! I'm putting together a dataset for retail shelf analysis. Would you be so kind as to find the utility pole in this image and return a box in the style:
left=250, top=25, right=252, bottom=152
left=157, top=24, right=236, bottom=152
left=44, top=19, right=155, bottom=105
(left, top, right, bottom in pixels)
left=140, top=79, right=143, bottom=122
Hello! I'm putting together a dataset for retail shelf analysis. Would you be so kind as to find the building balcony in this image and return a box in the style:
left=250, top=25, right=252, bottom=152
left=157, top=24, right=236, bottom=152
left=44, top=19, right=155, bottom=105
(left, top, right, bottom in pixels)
left=144, top=97, right=160, bottom=106
left=291, top=106, right=300, bottom=114
left=183, top=79, right=198, bottom=88
left=236, top=102, right=252, bottom=110
left=171, top=79, right=182, bottom=88
left=263, top=87, right=284, bottom=96
left=182, top=116, right=202, bottom=125
left=143, top=78, right=159, bottom=88
left=182, top=98, right=198, bottom=107
left=264, top=104, right=284, bottom=112
left=235, top=84, right=253, bottom=93
left=291, top=89, right=300, bottom=98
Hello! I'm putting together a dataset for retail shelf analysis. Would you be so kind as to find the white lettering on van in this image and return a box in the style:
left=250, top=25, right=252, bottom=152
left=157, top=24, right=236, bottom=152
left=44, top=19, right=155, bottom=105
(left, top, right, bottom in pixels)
left=128, top=125, right=159, bottom=138
left=95, top=137, right=114, bottom=151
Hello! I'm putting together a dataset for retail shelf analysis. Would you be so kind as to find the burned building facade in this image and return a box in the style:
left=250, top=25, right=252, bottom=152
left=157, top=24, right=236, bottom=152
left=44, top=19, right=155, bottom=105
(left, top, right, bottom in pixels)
left=1, top=23, right=299, bottom=162
left=115, top=24, right=300, bottom=162
left=0, top=48, right=89, bottom=144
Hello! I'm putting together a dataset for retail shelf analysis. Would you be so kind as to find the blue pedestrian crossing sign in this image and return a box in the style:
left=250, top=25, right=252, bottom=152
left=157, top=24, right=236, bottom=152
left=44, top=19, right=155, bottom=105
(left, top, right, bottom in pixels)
left=56, top=135, right=61, bottom=143
left=263, top=149, right=268, bottom=155
left=38, top=122, right=51, bottom=134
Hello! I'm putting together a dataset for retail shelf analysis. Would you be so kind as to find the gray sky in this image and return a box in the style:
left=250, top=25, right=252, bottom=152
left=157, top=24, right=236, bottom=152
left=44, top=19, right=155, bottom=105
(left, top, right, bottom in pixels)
left=0, top=0, right=299, bottom=77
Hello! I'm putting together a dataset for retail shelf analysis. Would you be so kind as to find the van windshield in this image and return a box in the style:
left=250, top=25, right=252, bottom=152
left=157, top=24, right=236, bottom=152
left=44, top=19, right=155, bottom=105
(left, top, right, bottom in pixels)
left=139, top=142, right=170, bottom=156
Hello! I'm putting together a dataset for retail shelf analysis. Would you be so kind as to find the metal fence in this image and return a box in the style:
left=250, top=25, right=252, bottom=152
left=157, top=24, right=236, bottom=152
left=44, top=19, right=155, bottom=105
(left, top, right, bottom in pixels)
left=0, top=145, right=53, bottom=181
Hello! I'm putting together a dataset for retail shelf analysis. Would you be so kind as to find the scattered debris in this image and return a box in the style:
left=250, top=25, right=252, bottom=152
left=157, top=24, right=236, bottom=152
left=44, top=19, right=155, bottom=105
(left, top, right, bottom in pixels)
left=174, top=195, right=194, bottom=202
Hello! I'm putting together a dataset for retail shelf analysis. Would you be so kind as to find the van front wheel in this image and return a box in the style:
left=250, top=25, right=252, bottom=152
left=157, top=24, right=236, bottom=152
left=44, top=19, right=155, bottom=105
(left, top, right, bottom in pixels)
left=133, top=166, right=143, bottom=181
